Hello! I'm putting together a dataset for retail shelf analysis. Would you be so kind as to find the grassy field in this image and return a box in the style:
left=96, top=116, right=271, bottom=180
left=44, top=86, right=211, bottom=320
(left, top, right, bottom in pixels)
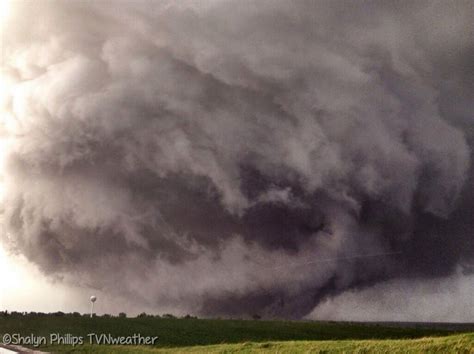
left=38, top=334, right=474, bottom=353
left=0, top=314, right=472, bottom=353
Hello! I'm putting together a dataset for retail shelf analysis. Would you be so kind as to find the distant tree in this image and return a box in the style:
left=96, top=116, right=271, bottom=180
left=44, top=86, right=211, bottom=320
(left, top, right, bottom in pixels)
left=182, top=314, right=197, bottom=319
left=118, top=312, right=127, bottom=318
left=137, top=312, right=148, bottom=318
left=162, top=313, right=176, bottom=319
left=72, top=312, right=81, bottom=317
left=252, top=314, right=261, bottom=320
left=101, top=313, right=111, bottom=318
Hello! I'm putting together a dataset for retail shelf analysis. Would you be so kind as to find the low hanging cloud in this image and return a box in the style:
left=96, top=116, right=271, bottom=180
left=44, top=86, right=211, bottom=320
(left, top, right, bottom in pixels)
left=309, top=271, right=474, bottom=323
left=0, top=0, right=473, bottom=318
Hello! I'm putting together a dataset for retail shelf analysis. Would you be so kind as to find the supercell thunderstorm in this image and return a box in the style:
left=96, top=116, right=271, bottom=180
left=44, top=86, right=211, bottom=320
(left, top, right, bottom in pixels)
left=0, top=1, right=473, bottom=318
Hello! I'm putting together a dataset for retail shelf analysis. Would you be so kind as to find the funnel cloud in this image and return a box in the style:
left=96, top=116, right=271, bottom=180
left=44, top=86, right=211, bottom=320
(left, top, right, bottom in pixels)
left=0, top=0, right=473, bottom=319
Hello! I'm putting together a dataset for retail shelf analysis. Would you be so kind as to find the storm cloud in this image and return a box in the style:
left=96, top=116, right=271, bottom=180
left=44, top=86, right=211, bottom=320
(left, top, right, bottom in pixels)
left=0, top=0, right=473, bottom=318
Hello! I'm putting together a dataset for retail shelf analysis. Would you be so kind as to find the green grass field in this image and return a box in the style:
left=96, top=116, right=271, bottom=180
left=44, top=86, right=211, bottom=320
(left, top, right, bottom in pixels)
left=0, top=314, right=473, bottom=353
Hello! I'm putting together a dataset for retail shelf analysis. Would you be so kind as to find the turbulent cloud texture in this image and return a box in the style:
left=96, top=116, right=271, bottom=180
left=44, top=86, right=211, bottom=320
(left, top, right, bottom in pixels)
left=0, top=0, right=473, bottom=318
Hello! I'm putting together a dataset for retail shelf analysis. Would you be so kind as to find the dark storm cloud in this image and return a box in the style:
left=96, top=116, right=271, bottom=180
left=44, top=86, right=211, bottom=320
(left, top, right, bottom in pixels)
left=0, top=0, right=473, bottom=318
